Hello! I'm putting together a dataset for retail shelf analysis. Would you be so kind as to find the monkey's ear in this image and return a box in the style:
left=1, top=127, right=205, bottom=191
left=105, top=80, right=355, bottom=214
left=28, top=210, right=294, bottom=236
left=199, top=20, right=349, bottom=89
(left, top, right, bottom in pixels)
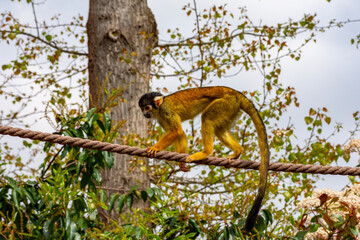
left=154, top=96, right=164, bottom=108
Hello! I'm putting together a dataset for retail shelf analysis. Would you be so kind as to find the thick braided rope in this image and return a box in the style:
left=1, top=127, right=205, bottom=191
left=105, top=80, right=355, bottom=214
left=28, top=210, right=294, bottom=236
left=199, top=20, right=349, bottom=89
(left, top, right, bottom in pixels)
left=1, top=125, right=360, bottom=176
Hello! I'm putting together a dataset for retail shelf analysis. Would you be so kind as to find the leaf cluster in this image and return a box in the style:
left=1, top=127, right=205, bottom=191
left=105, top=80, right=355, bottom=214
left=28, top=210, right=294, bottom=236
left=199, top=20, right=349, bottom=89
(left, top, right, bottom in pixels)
left=1, top=2, right=88, bottom=126
left=296, top=192, right=360, bottom=239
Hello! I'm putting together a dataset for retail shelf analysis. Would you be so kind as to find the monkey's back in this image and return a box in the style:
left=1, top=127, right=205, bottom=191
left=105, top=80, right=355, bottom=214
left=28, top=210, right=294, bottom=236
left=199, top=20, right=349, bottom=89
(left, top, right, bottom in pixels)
left=164, top=86, right=240, bottom=121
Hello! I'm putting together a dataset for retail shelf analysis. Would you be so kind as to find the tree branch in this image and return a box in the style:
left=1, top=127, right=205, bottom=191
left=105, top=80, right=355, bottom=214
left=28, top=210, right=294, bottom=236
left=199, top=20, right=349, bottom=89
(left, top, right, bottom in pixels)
left=3, top=30, right=88, bottom=56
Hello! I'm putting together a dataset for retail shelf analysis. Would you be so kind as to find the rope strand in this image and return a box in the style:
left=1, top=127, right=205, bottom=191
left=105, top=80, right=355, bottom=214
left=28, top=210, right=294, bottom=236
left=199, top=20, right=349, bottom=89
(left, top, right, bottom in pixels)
left=1, top=125, right=360, bottom=176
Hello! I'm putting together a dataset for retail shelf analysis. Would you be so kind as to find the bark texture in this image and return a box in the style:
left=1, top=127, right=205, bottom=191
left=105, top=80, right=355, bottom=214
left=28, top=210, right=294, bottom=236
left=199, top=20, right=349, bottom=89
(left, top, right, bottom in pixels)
left=87, top=0, right=157, bottom=223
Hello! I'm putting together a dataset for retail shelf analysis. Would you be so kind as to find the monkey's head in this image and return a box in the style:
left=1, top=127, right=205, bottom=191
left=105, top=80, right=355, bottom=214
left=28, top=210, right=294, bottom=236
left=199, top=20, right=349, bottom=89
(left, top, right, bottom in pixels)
left=138, top=92, right=164, bottom=119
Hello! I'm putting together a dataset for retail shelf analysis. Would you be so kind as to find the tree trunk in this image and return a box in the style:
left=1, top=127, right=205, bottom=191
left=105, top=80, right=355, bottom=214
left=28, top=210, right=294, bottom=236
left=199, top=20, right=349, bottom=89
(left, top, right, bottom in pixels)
left=87, top=0, right=157, bottom=224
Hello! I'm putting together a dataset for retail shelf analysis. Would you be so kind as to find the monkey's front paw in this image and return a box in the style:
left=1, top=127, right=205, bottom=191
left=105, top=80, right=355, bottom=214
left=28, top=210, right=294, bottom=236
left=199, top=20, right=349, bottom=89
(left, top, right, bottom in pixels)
left=147, top=147, right=159, bottom=158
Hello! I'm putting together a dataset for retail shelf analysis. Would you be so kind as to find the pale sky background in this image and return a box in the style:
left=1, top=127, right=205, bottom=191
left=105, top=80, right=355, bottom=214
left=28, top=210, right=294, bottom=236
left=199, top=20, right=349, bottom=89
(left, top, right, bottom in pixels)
left=1, top=0, right=360, bottom=191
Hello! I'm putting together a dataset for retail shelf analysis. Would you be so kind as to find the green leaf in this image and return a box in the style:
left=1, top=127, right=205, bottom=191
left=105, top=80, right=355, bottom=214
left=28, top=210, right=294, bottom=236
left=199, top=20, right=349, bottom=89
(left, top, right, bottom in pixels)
left=273, top=135, right=284, bottom=146
left=350, top=226, right=359, bottom=236
left=93, top=168, right=102, bottom=184
left=100, top=190, right=107, bottom=203
left=86, top=108, right=97, bottom=122
left=254, top=215, right=266, bottom=232
left=309, top=223, right=319, bottom=233
left=22, top=187, right=36, bottom=205
left=146, top=187, right=155, bottom=198
left=80, top=170, right=92, bottom=189
left=333, top=214, right=344, bottom=228
left=97, top=119, right=106, bottom=133
left=130, top=185, right=140, bottom=192
left=283, top=191, right=292, bottom=202
left=104, top=112, right=111, bottom=132
left=68, top=222, right=77, bottom=240
left=140, top=190, right=148, bottom=202
left=45, top=34, right=52, bottom=42
left=117, top=194, right=126, bottom=213
left=78, top=218, right=89, bottom=229
left=109, top=193, right=119, bottom=212
left=294, top=230, right=308, bottom=239
left=262, top=209, right=273, bottom=225
left=77, top=151, right=87, bottom=174
left=43, top=219, right=54, bottom=240
left=102, top=151, right=114, bottom=169
left=60, top=146, right=70, bottom=160
left=234, top=174, right=243, bottom=183
left=188, top=218, right=202, bottom=233
left=47, top=55, right=55, bottom=64
left=8, top=32, right=16, bottom=40
left=44, top=141, right=54, bottom=152
left=12, top=189, right=20, bottom=209
left=126, top=194, right=133, bottom=209
left=2, top=64, right=11, bottom=70
left=286, top=144, right=292, bottom=152
left=73, top=198, right=86, bottom=212
left=203, top=66, right=210, bottom=72
left=304, top=116, right=313, bottom=125
left=135, top=227, right=144, bottom=239
left=314, top=120, right=322, bottom=127
left=5, top=177, right=21, bottom=193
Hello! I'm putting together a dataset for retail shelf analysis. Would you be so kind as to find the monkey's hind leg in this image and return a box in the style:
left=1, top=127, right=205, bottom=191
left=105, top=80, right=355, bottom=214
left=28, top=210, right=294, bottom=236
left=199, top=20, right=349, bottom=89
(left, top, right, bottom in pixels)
left=186, top=97, right=238, bottom=163
left=215, top=128, right=242, bottom=161
left=186, top=120, right=214, bottom=163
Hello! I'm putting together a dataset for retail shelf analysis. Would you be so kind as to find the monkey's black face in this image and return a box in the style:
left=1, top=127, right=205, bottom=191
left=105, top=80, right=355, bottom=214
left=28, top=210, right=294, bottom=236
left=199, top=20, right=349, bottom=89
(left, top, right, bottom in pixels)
left=140, top=105, right=154, bottom=118
left=144, top=113, right=152, bottom=118
left=139, top=92, right=163, bottom=119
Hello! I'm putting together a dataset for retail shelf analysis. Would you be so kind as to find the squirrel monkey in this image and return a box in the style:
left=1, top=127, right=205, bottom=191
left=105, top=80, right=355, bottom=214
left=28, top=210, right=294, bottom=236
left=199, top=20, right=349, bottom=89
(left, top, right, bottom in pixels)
left=138, top=86, right=270, bottom=232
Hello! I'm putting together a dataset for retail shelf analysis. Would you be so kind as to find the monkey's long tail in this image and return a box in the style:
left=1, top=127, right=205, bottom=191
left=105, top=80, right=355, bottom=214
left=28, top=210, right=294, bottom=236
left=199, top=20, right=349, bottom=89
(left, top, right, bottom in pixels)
left=239, top=93, right=270, bottom=232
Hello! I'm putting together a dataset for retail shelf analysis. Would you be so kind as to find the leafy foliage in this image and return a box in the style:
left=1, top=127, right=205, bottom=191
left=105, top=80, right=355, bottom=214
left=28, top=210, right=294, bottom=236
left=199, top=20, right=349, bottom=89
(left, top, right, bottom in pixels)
left=0, top=108, right=112, bottom=239
left=296, top=185, right=360, bottom=239
left=0, top=0, right=88, bottom=127
left=0, top=108, right=268, bottom=239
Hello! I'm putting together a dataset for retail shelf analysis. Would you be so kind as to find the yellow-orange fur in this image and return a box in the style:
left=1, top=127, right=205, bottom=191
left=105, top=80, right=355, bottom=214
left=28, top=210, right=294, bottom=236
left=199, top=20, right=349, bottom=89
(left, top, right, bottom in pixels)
left=138, top=86, right=270, bottom=232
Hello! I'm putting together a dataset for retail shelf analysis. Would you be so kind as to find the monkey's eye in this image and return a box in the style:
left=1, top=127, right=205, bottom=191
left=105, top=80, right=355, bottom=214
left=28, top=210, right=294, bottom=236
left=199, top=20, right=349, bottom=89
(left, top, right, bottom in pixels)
left=144, top=106, right=152, bottom=111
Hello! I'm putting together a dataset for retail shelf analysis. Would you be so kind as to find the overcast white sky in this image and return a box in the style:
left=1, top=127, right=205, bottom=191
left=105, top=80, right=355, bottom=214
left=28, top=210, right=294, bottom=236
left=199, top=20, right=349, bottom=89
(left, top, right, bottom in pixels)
left=1, top=0, right=360, bottom=190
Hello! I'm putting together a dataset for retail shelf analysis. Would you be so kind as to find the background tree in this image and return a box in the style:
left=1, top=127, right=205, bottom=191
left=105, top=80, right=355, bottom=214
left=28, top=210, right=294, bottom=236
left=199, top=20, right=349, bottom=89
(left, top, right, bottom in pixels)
left=87, top=0, right=157, bottom=222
